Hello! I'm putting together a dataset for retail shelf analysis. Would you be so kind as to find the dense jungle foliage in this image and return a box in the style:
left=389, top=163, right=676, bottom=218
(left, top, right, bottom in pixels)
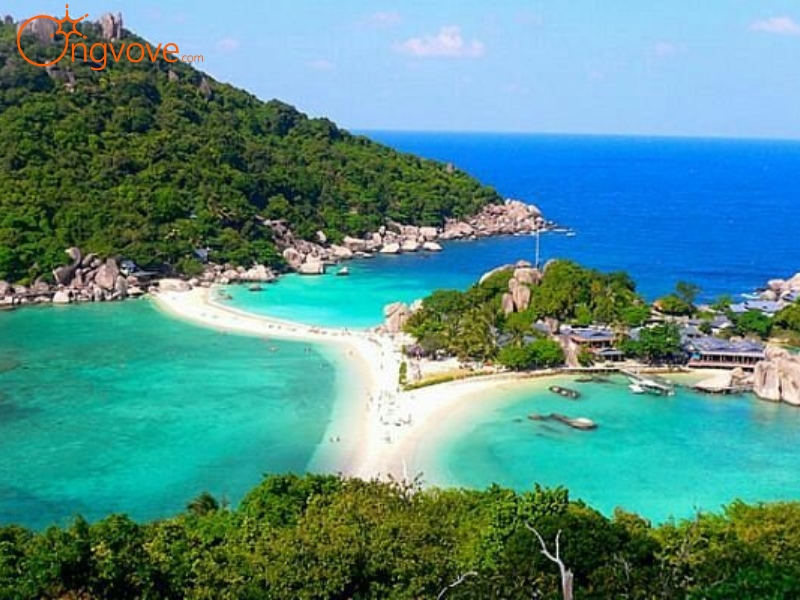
left=403, top=260, right=650, bottom=364
left=0, top=20, right=499, bottom=282
left=2, top=474, right=800, bottom=599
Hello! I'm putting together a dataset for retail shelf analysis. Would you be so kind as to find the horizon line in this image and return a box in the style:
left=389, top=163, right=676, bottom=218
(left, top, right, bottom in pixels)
left=352, top=128, right=800, bottom=144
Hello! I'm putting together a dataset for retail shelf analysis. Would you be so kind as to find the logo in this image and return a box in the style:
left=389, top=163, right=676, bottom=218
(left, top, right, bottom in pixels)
left=16, top=4, right=202, bottom=71
left=16, top=4, right=88, bottom=68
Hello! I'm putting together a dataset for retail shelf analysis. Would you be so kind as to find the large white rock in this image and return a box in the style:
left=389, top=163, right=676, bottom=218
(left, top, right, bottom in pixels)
left=422, top=241, right=443, bottom=252
left=768, top=279, right=786, bottom=292
left=379, top=243, right=401, bottom=255
left=508, top=277, right=532, bottom=312
left=298, top=258, right=325, bottom=275
left=420, top=226, right=439, bottom=241
left=52, top=290, right=72, bottom=304
left=786, top=273, right=800, bottom=292
left=94, top=259, right=120, bottom=290
left=513, top=267, right=541, bottom=286
left=159, top=279, right=192, bottom=292
left=330, top=245, right=354, bottom=260
left=240, top=265, right=276, bottom=282
left=401, top=240, right=420, bottom=252
left=342, top=236, right=367, bottom=252
left=383, top=302, right=411, bottom=334
left=501, top=293, right=515, bottom=315
left=282, top=248, right=304, bottom=270
left=754, top=347, right=800, bottom=406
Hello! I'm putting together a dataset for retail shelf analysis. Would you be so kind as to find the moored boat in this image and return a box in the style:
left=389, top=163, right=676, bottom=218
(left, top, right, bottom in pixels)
left=550, top=413, right=597, bottom=430
left=529, top=413, right=597, bottom=430
left=549, top=385, right=581, bottom=399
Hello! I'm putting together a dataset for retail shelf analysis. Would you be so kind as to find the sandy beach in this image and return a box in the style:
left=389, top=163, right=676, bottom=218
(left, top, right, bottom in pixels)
left=152, top=285, right=719, bottom=483
left=153, top=284, right=515, bottom=480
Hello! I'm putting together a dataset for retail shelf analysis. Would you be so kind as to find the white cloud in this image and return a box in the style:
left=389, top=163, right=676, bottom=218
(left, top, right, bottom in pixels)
left=307, top=59, right=336, bottom=71
left=216, top=37, right=240, bottom=52
left=398, top=25, right=485, bottom=58
left=750, top=16, right=800, bottom=36
left=653, top=41, right=686, bottom=58
left=367, top=11, right=402, bottom=28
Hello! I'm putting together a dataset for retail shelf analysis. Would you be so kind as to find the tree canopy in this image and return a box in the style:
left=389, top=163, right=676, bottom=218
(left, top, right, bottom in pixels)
left=0, top=20, right=500, bottom=282
left=3, top=474, right=800, bottom=599
left=404, top=260, right=646, bottom=364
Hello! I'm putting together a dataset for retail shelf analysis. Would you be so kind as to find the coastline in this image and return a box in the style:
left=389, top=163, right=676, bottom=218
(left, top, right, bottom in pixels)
left=151, top=286, right=735, bottom=485
left=151, top=286, right=587, bottom=481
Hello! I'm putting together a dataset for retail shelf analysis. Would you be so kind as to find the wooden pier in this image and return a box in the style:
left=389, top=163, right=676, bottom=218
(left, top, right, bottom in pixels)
left=692, top=371, right=754, bottom=395
left=620, top=369, right=676, bottom=395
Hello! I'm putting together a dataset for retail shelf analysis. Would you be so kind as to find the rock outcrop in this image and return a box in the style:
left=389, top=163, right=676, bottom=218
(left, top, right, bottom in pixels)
left=0, top=247, right=160, bottom=306
left=52, top=290, right=72, bottom=304
left=52, top=247, right=83, bottom=285
left=441, top=199, right=543, bottom=240
left=264, top=199, right=551, bottom=276
left=94, top=258, right=120, bottom=290
left=384, top=302, right=412, bottom=334
left=159, top=279, right=192, bottom=293
left=760, top=272, right=800, bottom=302
left=98, top=12, right=124, bottom=41
left=754, top=347, right=800, bottom=406
left=17, top=17, right=58, bottom=43
left=298, top=257, right=325, bottom=275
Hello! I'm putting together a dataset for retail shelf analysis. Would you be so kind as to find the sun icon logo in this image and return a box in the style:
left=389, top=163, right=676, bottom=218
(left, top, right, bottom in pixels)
left=16, top=4, right=90, bottom=68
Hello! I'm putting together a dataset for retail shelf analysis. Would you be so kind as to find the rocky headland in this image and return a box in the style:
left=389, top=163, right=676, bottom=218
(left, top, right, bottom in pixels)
left=270, top=199, right=546, bottom=276
left=0, top=200, right=549, bottom=307
left=759, top=273, right=800, bottom=302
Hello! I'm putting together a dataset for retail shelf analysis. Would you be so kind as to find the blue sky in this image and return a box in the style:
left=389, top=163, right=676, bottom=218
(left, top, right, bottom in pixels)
left=7, top=1, right=800, bottom=138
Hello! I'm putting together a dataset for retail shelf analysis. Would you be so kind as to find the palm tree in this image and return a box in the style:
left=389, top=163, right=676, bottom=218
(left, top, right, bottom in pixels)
left=187, top=491, right=220, bottom=516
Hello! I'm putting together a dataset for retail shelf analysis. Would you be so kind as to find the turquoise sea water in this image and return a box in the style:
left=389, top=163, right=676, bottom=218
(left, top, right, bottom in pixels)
left=418, top=376, right=800, bottom=523
left=4, top=134, right=800, bottom=528
left=231, top=134, right=800, bottom=327
left=0, top=301, right=341, bottom=529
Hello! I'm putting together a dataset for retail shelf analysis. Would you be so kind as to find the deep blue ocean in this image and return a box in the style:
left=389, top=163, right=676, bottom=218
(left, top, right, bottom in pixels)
left=368, top=133, right=800, bottom=301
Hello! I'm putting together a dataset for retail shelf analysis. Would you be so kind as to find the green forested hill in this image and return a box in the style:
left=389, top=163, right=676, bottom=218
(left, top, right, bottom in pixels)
left=0, top=19, right=500, bottom=282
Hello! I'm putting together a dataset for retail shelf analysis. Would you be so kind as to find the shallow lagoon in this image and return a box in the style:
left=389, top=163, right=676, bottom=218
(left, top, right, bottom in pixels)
left=418, top=376, right=800, bottom=522
left=0, top=301, right=341, bottom=529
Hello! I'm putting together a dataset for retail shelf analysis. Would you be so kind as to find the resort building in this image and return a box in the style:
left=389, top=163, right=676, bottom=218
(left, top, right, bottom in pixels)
left=685, top=336, right=766, bottom=370
left=729, top=300, right=782, bottom=316
left=565, top=327, right=624, bottom=362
